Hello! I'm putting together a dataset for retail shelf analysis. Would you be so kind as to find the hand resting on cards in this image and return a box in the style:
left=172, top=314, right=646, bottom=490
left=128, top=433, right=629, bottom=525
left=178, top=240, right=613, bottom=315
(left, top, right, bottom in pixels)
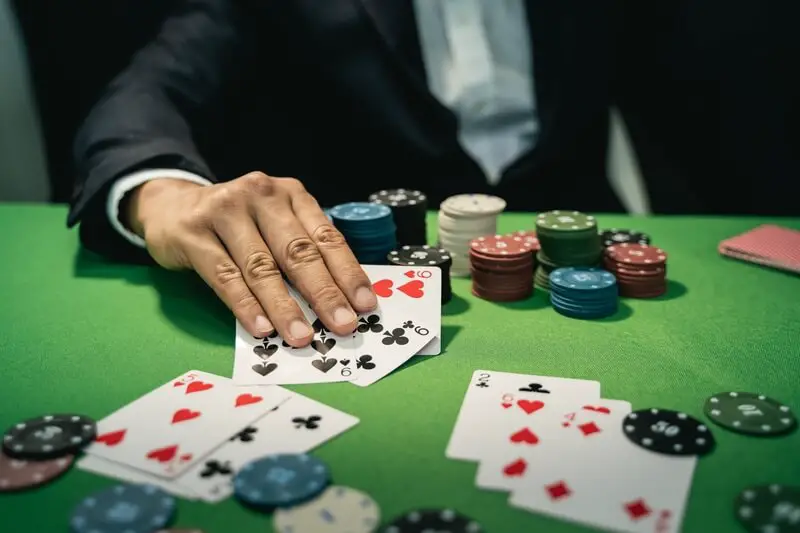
left=123, top=172, right=377, bottom=346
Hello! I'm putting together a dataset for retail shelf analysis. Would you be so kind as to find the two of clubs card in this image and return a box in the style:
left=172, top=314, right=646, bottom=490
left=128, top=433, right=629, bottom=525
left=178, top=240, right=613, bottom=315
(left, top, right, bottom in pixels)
left=446, top=370, right=698, bottom=532
left=233, top=264, right=442, bottom=386
left=77, top=370, right=359, bottom=502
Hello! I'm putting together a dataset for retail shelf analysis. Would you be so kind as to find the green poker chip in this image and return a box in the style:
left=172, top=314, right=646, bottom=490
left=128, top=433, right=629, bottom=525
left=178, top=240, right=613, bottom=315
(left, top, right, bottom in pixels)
left=535, top=210, right=596, bottom=232
left=705, top=392, right=797, bottom=436
left=734, top=484, right=800, bottom=533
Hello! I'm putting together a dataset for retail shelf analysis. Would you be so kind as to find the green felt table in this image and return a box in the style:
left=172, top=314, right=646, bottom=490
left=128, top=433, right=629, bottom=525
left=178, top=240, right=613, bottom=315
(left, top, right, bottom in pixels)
left=1, top=204, right=799, bottom=533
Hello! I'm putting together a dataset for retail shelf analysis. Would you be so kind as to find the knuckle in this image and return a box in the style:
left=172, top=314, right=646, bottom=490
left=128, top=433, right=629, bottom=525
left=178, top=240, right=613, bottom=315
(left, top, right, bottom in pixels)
left=207, top=186, right=243, bottom=213
left=241, top=171, right=275, bottom=196
left=284, top=237, right=323, bottom=268
left=214, top=260, right=245, bottom=288
left=271, top=296, right=302, bottom=320
left=276, top=177, right=305, bottom=193
left=243, top=251, right=282, bottom=283
left=312, top=224, right=347, bottom=249
left=231, top=293, right=261, bottom=316
left=313, top=285, right=346, bottom=308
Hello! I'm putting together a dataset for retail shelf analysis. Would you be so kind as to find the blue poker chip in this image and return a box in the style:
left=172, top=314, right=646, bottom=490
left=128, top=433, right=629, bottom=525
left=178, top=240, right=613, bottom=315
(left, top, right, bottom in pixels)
left=550, top=267, right=616, bottom=291
left=234, top=453, right=330, bottom=509
left=329, top=202, right=392, bottom=223
left=70, top=483, right=175, bottom=533
left=550, top=293, right=617, bottom=312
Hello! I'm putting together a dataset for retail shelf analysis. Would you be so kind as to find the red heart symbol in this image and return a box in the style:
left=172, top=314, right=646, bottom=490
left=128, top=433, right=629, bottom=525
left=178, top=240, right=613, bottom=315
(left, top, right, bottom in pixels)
left=517, top=399, right=545, bottom=414
left=398, top=280, right=424, bottom=298
left=173, top=381, right=184, bottom=387
left=404, top=270, right=415, bottom=278
left=96, top=429, right=126, bottom=446
left=510, top=427, right=540, bottom=445
left=147, top=445, right=178, bottom=463
left=582, top=405, right=611, bottom=414
left=186, top=381, right=213, bottom=394
left=501, top=402, right=512, bottom=409
left=179, top=453, right=193, bottom=462
left=372, top=279, right=393, bottom=297
left=235, top=393, right=263, bottom=407
left=171, top=408, right=200, bottom=424
left=503, top=458, right=527, bottom=477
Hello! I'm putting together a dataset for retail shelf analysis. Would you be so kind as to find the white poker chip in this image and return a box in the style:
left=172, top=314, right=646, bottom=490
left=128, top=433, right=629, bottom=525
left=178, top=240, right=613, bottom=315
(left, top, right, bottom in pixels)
left=273, top=485, right=380, bottom=533
left=440, top=194, right=507, bottom=217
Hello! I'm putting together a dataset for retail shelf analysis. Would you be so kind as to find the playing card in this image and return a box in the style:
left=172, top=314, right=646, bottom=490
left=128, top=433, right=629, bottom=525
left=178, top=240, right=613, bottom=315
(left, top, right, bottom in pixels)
left=445, top=370, right=601, bottom=461
left=84, top=371, right=290, bottom=479
left=361, top=264, right=442, bottom=355
left=174, top=391, right=359, bottom=502
left=509, top=422, right=697, bottom=533
left=718, top=224, right=800, bottom=274
left=475, top=399, right=631, bottom=493
left=76, top=455, right=199, bottom=500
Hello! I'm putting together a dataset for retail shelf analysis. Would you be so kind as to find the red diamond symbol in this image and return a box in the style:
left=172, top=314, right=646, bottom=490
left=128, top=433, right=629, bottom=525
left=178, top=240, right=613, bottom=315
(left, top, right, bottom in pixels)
left=578, top=421, right=601, bottom=436
left=546, top=480, right=572, bottom=500
left=625, top=498, right=652, bottom=520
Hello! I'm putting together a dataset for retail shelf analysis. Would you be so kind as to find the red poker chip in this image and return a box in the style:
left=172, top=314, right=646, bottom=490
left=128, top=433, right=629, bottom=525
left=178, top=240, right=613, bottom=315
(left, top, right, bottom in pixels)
left=0, top=451, right=74, bottom=492
left=507, top=230, right=541, bottom=251
left=606, top=244, right=667, bottom=266
left=470, top=235, right=535, bottom=258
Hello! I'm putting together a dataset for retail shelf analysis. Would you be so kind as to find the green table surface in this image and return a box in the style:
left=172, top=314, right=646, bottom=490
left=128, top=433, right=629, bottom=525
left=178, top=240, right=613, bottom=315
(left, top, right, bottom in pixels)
left=1, top=204, right=799, bottom=533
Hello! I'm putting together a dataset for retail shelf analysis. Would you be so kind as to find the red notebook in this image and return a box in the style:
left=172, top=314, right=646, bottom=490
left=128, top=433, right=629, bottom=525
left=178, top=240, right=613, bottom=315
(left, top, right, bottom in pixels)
left=718, top=224, right=800, bottom=274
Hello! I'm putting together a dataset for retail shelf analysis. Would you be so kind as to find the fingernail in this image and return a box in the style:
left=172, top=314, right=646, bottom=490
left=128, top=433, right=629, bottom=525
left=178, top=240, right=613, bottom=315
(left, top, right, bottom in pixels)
left=254, top=315, right=273, bottom=335
left=354, top=286, right=377, bottom=309
left=288, top=319, right=312, bottom=340
left=333, top=306, right=356, bottom=327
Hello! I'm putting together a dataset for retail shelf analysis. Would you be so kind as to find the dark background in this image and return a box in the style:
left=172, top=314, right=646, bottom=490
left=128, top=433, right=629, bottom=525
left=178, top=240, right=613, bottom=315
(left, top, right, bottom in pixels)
left=10, top=0, right=799, bottom=215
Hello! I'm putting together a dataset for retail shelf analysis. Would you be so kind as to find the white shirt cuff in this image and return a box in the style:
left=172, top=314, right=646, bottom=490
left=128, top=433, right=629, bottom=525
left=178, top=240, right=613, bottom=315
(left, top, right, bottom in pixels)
left=107, top=168, right=213, bottom=248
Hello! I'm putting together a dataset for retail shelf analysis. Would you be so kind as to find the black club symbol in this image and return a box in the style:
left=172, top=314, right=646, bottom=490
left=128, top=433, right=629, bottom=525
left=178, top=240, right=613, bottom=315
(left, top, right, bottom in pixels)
left=403, top=320, right=414, bottom=328
left=358, top=314, right=383, bottom=334
left=229, top=427, right=257, bottom=442
left=200, top=460, right=233, bottom=478
left=293, top=415, right=321, bottom=429
left=382, top=328, right=409, bottom=346
left=357, top=355, right=376, bottom=369
left=476, top=382, right=489, bottom=388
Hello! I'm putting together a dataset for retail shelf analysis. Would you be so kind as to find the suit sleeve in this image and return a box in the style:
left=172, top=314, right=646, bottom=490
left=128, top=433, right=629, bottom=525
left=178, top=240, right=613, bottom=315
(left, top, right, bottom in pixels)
left=67, top=0, right=259, bottom=262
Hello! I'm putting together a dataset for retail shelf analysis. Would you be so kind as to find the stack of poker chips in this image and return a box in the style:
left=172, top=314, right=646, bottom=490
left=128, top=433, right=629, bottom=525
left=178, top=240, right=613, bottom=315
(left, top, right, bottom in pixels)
left=534, top=210, right=603, bottom=290
left=329, top=202, right=396, bottom=264
left=603, top=243, right=668, bottom=298
left=369, top=189, right=428, bottom=246
left=387, top=245, right=453, bottom=304
left=437, top=194, right=507, bottom=277
left=601, top=228, right=651, bottom=248
left=548, top=267, right=618, bottom=319
left=469, top=234, right=536, bottom=302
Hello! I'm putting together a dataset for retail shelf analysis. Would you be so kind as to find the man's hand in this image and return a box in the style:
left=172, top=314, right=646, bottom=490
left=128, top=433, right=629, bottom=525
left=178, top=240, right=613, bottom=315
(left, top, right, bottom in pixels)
left=125, top=172, right=377, bottom=346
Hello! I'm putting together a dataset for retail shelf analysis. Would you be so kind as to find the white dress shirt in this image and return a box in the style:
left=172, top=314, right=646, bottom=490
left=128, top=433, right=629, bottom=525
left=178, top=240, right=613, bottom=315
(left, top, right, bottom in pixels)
left=109, top=0, right=537, bottom=247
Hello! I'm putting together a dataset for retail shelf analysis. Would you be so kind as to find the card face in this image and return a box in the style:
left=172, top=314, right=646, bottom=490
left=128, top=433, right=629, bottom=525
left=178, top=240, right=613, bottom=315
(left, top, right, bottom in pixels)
left=77, top=456, right=199, bottom=500
left=174, top=392, right=359, bottom=502
left=84, top=371, right=290, bottom=479
left=719, top=224, right=800, bottom=273
left=475, top=399, right=632, bottom=493
left=361, top=265, right=442, bottom=355
left=445, top=370, right=602, bottom=461
left=509, top=422, right=697, bottom=533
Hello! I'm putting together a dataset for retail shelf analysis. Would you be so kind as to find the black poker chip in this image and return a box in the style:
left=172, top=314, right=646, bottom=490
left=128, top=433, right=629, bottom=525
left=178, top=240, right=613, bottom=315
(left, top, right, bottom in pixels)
left=381, top=508, right=484, bottom=533
left=601, top=229, right=651, bottom=247
left=2, top=414, right=97, bottom=459
left=387, top=245, right=452, bottom=267
left=369, top=189, right=428, bottom=246
left=622, top=408, right=715, bottom=457
left=369, top=189, right=427, bottom=208
left=734, top=484, right=800, bottom=533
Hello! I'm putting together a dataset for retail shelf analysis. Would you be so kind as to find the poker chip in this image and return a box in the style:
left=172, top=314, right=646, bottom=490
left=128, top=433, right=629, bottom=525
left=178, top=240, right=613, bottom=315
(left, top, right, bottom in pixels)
left=604, top=244, right=669, bottom=298
left=382, top=508, right=484, bottom=533
left=329, top=202, right=397, bottom=264
left=734, top=484, right=800, bottom=533
left=705, top=392, right=797, bottom=436
left=273, top=485, right=380, bottom=533
left=469, top=235, right=535, bottom=302
left=369, top=189, right=428, bottom=246
left=233, top=453, right=330, bottom=509
left=622, top=408, right=715, bottom=456
left=534, top=211, right=604, bottom=291
left=0, top=450, right=74, bottom=492
left=601, top=228, right=651, bottom=247
left=549, top=267, right=618, bottom=319
left=2, top=413, right=96, bottom=459
left=438, top=194, right=506, bottom=277
left=70, top=483, right=176, bottom=533
left=506, top=230, right=540, bottom=252
left=387, top=245, right=453, bottom=304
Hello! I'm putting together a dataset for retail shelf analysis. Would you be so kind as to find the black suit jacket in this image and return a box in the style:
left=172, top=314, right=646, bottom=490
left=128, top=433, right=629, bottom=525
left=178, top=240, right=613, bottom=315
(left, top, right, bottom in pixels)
left=69, top=0, right=621, bottom=261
